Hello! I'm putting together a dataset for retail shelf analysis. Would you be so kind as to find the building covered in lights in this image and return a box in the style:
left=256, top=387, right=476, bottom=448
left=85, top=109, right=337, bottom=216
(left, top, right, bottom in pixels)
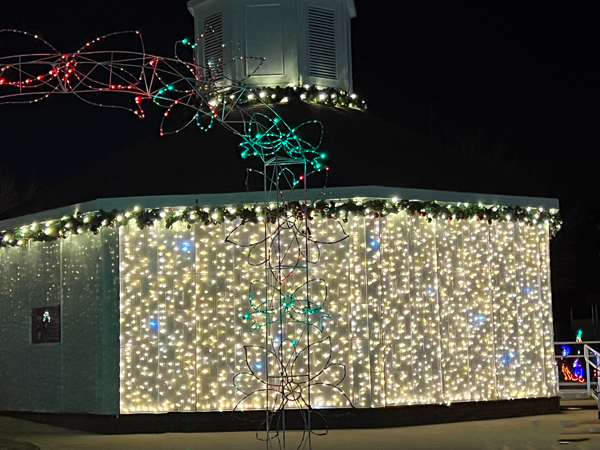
left=0, top=0, right=560, bottom=426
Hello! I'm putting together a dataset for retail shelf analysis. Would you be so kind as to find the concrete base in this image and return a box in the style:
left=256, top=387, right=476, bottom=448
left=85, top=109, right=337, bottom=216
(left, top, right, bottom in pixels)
left=1, top=397, right=561, bottom=434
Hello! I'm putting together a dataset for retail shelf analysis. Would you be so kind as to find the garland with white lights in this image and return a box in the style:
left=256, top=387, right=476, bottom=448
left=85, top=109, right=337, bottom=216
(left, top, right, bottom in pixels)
left=0, top=199, right=562, bottom=247
left=234, top=85, right=367, bottom=111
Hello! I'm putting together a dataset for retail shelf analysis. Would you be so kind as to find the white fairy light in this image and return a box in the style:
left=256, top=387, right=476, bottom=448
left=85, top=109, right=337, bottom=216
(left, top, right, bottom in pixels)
left=114, top=209, right=556, bottom=413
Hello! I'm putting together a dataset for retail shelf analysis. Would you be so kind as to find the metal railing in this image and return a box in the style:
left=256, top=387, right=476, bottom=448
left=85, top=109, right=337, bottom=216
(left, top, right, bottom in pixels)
left=584, top=344, right=600, bottom=401
left=554, top=341, right=600, bottom=403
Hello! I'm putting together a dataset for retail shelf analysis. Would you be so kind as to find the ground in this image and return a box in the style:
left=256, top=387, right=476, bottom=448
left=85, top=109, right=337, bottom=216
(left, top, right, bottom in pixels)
left=0, top=401, right=599, bottom=450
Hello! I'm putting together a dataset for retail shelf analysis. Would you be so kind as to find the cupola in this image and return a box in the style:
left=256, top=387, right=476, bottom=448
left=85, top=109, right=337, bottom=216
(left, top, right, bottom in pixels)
left=187, top=0, right=356, bottom=92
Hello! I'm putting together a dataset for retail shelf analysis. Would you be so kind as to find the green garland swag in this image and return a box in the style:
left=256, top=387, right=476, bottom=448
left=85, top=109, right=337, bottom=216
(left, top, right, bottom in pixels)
left=237, top=85, right=367, bottom=111
left=0, top=198, right=561, bottom=247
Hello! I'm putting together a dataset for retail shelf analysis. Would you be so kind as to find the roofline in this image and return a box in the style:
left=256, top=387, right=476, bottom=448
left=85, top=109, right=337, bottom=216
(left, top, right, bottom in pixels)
left=347, top=0, right=357, bottom=19
left=0, top=185, right=559, bottom=230
left=187, top=0, right=357, bottom=19
left=187, top=0, right=210, bottom=14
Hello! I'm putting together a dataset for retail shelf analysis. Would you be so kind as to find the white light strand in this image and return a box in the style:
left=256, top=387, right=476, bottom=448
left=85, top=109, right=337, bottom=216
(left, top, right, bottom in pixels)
left=115, top=211, right=556, bottom=413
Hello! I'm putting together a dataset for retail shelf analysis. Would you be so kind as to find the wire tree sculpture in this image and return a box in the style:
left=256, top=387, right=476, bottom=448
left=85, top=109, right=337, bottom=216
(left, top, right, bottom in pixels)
left=226, top=135, right=352, bottom=449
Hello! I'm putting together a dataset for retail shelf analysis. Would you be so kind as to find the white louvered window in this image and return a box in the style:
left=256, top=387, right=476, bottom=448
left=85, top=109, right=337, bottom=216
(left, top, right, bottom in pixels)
left=203, top=13, right=224, bottom=81
left=308, top=6, right=337, bottom=80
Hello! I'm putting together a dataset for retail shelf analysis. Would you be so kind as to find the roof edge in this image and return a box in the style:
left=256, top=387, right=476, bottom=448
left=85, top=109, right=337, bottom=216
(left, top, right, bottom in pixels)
left=347, top=0, right=357, bottom=18
left=0, top=185, right=559, bottom=231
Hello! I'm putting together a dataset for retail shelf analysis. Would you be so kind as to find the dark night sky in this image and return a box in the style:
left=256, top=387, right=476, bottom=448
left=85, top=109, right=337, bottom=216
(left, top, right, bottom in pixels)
left=0, top=1, right=597, bottom=186
left=1, top=1, right=599, bottom=335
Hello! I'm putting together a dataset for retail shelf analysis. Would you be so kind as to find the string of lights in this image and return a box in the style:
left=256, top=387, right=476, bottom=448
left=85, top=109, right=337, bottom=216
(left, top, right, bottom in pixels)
left=115, top=212, right=556, bottom=413
left=230, top=147, right=351, bottom=448
left=0, top=200, right=562, bottom=248
left=0, top=29, right=364, bottom=169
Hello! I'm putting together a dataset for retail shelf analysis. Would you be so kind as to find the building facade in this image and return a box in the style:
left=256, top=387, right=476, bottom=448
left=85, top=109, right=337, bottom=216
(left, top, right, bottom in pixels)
left=0, top=187, right=559, bottom=415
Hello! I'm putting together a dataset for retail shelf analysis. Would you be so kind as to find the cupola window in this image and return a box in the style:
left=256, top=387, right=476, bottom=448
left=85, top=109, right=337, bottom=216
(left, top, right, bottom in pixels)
left=308, top=6, right=337, bottom=80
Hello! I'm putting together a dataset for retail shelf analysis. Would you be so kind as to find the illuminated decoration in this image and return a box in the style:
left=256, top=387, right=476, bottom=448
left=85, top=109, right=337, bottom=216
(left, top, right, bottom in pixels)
left=222, top=147, right=355, bottom=448
left=111, top=205, right=559, bottom=413
left=0, top=200, right=562, bottom=248
left=240, top=278, right=333, bottom=332
left=239, top=85, right=366, bottom=111
left=0, top=193, right=558, bottom=430
left=234, top=335, right=352, bottom=411
left=573, top=359, right=585, bottom=380
left=0, top=29, right=265, bottom=131
left=562, top=362, right=585, bottom=383
left=562, top=345, right=571, bottom=357
left=576, top=329, right=583, bottom=343
left=239, top=114, right=326, bottom=168
left=0, top=30, right=364, bottom=167
left=31, top=305, right=61, bottom=344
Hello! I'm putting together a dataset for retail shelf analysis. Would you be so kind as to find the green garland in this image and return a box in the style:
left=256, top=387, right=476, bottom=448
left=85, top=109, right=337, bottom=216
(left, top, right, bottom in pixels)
left=0, top=198, right=561, bottom=247
left=235, top=85, right=367, bottom=111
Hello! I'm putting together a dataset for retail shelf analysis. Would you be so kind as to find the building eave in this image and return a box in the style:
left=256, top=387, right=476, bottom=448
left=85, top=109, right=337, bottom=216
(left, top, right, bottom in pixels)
left=0, top=185, right=560, bottom=232
left=347, top=0, right=357, bottom=19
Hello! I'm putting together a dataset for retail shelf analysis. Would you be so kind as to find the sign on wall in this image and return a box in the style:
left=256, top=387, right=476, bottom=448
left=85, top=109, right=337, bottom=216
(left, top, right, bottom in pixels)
left=31, top=305, right=61, bottom=344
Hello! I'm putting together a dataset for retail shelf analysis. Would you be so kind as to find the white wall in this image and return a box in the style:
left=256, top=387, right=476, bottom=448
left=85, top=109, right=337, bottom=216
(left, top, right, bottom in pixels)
left=0, top=229, right=119, bottom=414
left=188, top=0, right=355, bottom=91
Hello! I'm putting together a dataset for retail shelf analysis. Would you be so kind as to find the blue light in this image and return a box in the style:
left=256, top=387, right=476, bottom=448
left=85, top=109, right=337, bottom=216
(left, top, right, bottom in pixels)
left=255, top=363, right=262, bottom=369
left=179, top=240, right=192, bottom=253
left=149, top=320, right=158, bottom=329
left=524, top=286, right=531, bottom=293
left=573, top=359, right=584, bottom=379
left=562, top=345, right=571, bottom=356
left=473, top=315, right=486, bottom=326
left=500, top=351, right=515, bottom=366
